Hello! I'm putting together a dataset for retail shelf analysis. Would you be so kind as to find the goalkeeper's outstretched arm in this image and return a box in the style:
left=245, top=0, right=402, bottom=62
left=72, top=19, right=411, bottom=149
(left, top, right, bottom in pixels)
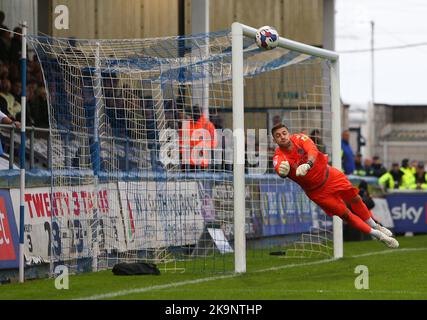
left=295, top=134, right=317, bottom=176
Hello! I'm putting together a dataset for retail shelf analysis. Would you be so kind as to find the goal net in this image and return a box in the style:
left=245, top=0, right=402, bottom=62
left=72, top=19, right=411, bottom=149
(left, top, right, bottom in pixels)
left=26, top=23, right=341, bottom=274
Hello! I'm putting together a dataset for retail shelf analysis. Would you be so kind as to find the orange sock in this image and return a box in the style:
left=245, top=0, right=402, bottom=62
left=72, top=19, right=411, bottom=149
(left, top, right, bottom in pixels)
left=344, top=211, right=372, bottom=234
left=349, top=198, right=372, bottom=221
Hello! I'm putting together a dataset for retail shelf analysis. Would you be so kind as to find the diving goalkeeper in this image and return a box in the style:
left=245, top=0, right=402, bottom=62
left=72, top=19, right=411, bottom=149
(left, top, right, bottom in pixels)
left=271, top=123, right=399, bottom=248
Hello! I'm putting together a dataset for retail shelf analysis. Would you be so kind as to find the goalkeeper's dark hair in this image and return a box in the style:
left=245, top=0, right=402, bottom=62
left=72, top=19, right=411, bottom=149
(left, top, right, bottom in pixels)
left=271, top=123, right=289, bottom=136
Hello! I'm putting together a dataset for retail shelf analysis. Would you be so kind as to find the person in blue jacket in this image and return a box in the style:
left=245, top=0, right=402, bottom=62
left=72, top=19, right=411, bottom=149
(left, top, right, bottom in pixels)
left=341, top=129, right=355, bottom=175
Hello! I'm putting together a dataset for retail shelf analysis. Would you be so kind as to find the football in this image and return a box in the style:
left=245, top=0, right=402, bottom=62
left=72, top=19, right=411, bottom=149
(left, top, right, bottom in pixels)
left=255, top=26, right=279, bottom=50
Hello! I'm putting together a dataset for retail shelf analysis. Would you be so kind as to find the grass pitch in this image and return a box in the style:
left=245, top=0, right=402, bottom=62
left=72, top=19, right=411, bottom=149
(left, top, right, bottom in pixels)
left=1, top=235, right=426, bottom=300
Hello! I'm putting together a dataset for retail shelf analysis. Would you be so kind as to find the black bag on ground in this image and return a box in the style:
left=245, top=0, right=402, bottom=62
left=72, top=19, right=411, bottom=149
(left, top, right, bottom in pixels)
left=112, top=262, right=160, bottom=275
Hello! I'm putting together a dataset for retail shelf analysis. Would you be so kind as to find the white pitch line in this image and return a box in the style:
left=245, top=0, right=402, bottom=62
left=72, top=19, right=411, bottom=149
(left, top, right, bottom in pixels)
left=348, top=247, right=427, bottom=258
left=253, top=257, right=337, bottom=273
left=77, top=247, right=427, bottom=300
left=146, top=288, right=427, bottom=295
left=76, top=274, right=237, bottom=300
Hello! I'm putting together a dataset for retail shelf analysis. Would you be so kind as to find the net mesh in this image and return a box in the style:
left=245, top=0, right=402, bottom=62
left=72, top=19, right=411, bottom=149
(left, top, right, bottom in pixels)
left=26, top=29, right=334, bottom=274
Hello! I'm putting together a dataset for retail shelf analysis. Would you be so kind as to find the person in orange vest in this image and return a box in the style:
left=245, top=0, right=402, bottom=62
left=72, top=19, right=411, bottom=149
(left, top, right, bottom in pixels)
left=179, top=105, right=217, bottom=171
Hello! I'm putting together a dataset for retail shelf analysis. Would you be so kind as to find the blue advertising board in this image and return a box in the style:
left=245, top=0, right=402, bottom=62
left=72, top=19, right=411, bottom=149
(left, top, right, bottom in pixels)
left=386, top=193, right=427, bottom=233
left=260, top=180, right=315, bottom=236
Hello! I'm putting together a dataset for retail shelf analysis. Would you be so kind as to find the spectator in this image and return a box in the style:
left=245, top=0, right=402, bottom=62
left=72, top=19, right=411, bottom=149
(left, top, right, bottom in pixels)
left=378, top=162, right=403, bottom=191
left=272, top=114, right=282, bottom=126
left=210, top=112, right=224, bottom=131
left=309, top=129, right=325, bottom=153
left=0, top=11, right=7, bottom=30
left=0, top=78, right=16, bottom=119
left=363, top=158, right=374, bottom=176
left=0, top=110, right=20, bottom=128
left=0, top=27, right=11, bottom=63
left=353, top=152, right=366, bottom=176
left=7, top=62, right=19, bottom=83
left=179, top=105, right=217, bottom=171
left=9, top=27, right=22, bottom=65
left=15, top=81, right=36, bottom=126
left=358, top=180, right=375, bottom=210
left=371, top=155, right=387, bottom=178
left=0, top=109, right=21, bottom=156
left=341, top=129, right=355, bottom=175
left=193, top=105, right=217, bottom=169
left=31, top=86, right=49, bottom=128
left=410, top=159, right=418, bottom=175
left=10, top=80, right=21, bottom=101
left=410, top=162, right=427, bottom=190
left=400, top=158, right=412, bottom=176
left=210, top=113, right=232, bottom=171
left=0, top=62, right=9, bottom=79
left=399, top=158, right=415, bottom=189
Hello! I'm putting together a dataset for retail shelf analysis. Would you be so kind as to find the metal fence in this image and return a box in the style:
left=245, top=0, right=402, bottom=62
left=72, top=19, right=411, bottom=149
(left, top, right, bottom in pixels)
left=0, top=124, right=50, bottom=170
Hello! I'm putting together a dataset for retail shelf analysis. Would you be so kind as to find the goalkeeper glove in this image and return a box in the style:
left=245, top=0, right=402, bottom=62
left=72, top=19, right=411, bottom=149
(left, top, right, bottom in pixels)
left=296, top=160, right=313, bottom=177
left=278, top=161, right=290, bottom=177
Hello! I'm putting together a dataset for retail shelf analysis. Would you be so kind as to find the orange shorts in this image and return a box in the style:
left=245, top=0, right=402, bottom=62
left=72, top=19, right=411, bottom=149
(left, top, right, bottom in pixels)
left=305, top=166, right=359, bottom=217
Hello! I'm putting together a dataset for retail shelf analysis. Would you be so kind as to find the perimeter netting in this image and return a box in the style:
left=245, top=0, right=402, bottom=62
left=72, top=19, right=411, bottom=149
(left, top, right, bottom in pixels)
left=26, top=29, right=334, bottom=274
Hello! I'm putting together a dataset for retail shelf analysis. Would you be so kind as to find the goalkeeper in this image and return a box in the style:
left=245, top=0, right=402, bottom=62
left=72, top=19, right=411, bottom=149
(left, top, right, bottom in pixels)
left=271, top=123, right=399, bottom=248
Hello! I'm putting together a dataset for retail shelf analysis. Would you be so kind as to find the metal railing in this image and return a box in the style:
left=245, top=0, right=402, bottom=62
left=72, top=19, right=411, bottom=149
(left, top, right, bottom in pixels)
left=0, top=124, right=50, bottom=170
left=0, top=124, right=153, bottom=171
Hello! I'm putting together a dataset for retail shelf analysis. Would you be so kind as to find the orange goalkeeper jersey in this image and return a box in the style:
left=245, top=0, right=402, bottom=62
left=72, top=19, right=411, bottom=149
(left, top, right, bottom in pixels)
left=273, top=133, right=329, bottom=191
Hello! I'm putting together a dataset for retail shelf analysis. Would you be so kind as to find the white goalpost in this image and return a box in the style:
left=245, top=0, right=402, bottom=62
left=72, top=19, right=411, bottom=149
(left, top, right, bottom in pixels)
left=19, top=21, right=343, bottom=279
left=231, top=23, right=343, bottom=272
